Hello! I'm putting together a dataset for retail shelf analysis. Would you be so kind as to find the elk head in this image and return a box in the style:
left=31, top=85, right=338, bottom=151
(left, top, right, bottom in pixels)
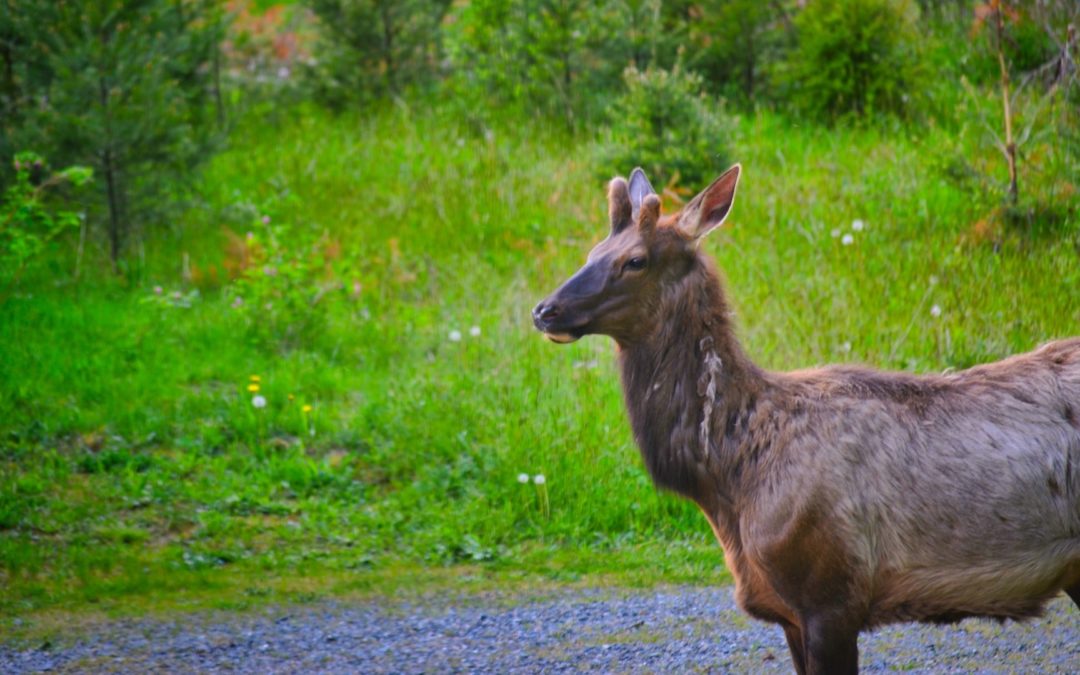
left=532, top=164, right=741, bottom=346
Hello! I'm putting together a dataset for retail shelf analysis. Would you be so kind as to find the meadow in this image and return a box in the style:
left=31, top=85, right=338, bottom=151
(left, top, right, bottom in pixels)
left=2, top=92, right=1078, bottom=634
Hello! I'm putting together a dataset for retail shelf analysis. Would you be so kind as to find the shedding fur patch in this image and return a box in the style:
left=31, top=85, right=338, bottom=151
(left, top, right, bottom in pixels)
left=698, top=336, right=724, bottom=456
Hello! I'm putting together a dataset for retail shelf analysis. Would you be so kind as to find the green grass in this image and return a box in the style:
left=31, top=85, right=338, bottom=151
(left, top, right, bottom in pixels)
left=2, top=101, right=1078, bottom=624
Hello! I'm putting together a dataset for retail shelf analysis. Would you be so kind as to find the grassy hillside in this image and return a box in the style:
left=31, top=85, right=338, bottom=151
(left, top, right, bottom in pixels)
left=2, top=102, right=1078, bottom=622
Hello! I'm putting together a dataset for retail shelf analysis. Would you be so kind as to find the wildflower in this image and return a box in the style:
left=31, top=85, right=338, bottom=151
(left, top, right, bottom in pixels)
left=517, top=473, right=530, bottom=484
left=261, top=215, right=271, bottom=225
left=929, top=275, right=939, bottom=286
left=13, top=160, right=21, bottom=171
left=288, top=393, right=295, bottom=401
left=172, top=291, right=182, bottom=300
left=252, top=395, right=267, bottom=408
left=841, top=234, right=854, bottom=246
left=533, top=474, right=546, bottom=485
left=469, top=326, right=481, bottom=337
left=232, top=296, right=244, bottom=308
left=248, top=383, right=260, bottom=393
left=153, top=285, right=163, bottom=295
left=852, top=219, right=865, bottom=232
left=263, top=266, right=277, bottom=277
left=302, top=404, right=313, bottom=413
left=448, top=329, right=462, bottom=342
left=930, top=304, right=942, bottom=318
left=840, top=341, right=852, bottom=353
left=830, top=228, right=841, bottom=238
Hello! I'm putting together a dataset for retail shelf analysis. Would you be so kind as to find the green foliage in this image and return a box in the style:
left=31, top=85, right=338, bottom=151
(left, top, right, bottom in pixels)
left=0, top=152, right=91, bottom=290
left=777, top=0, right=923, bottom=122
left=599, top=64, right=731, bottom=189
left=690, top=0, right=786, bottom=103
left=445, top=0, right=683, bottom=127
left=305, top=0, right=451, bottom=106
left=0, top=0, right=227, bottom=265
left=227, top=208, right=352, bottom=349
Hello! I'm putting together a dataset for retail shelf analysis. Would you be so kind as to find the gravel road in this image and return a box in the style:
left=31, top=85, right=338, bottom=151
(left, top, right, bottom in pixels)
left=3, top=586, right=1077, bottom=673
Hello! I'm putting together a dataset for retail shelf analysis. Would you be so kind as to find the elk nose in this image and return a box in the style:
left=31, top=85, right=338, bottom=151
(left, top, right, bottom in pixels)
left=532, top=301, right=560, bottom=323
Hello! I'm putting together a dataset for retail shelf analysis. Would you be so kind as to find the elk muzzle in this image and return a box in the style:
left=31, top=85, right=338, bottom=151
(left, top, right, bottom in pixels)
left=532, top=259, right=610, bottom=344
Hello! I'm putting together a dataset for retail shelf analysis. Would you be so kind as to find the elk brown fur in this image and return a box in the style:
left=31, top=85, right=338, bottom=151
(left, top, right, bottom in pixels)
left=532, top=165, right=1080, bottom=674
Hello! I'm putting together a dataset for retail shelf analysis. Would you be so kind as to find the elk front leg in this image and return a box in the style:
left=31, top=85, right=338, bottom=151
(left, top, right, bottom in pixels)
left=803, top=615, right=858, bottom=675
left=1067, top=583, right=1080, bottom=610
left=782, top=622, right=807, bottom=675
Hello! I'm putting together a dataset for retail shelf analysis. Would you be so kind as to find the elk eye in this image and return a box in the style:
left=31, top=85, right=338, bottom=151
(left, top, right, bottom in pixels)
left=623, top=256, right=647, bottom=272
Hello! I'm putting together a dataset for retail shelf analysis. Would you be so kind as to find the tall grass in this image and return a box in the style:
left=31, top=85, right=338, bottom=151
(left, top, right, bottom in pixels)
left=1, top=102, right=1077, bottom=616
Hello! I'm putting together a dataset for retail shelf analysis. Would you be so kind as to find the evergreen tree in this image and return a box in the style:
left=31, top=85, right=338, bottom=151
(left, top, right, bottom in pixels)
left=0, top=0, right=227, bottom=269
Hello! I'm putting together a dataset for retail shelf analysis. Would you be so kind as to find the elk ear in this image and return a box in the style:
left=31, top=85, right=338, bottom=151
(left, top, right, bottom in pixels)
left=628, top=167, right=656, bottom=224
left=608, top=176, right=632, bottom=234
left=678, top=164, right=741, bottom=240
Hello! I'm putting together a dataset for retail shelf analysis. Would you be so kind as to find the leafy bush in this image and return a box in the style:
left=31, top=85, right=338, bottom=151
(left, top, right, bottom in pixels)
left=599, top=64, right=732, bottom=190
left=1, top=1, right=226, bottom=267
left=445, top=0, right=675, bottom=127
left=777, top=0, right=923, bottom=122
left=691, top=0, right=786, bottom=103
left=305, top=0, right=450, bottom=107
left=227, top=209, right=352, bottom=349
left=1, top=152, right=92, bottom=290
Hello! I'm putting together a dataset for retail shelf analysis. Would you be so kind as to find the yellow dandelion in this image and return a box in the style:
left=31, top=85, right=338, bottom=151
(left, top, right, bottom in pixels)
left=248, top=383, right=260, bottom=393
left=288, top=393, right=295, bottom=401
left=302, top=404, right=313, bottom=413
left=249, top=375, right=261, bottom=382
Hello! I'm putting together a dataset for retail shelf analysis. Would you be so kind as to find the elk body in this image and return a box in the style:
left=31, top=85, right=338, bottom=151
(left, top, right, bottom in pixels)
left=532, top=165, right=1080, bottom=674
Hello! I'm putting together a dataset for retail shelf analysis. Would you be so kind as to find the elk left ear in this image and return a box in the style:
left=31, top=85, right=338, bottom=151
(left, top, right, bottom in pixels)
left=678, top=164, right=741, bottom=240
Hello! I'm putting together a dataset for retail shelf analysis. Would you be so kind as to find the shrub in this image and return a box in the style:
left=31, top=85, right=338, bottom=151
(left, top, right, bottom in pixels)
left=227, top=209, right=351, bottom=350
left=777, top=0, right=923, bottom=122
left=1, top=152, right=92, bottom=291
left=599, top=64, right=732, bottom=191
left=691, top=0, right=786, bottom=104
left=305, top=0, right=450, bottom=107
left=444, top=0, right=674, bottom=128
left=1, top=1, right=227, bottom=268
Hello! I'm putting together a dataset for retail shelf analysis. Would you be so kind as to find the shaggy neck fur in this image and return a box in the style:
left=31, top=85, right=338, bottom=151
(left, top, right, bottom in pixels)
left=617, top=252, right=766, bottom=509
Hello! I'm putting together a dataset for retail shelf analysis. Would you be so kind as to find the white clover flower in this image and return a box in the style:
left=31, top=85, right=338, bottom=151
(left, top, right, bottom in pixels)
left=252, top=395, right=267, bottom=408
left=830, top=228, right=841, bottom=238
left=517, top=473, right=530, bottom=484
left=841, top=233, right=854, bottom=246
left=533, top=474, right=546, bottom=485
left=929, top=275, right=939, bottom=286
left=840, top=341, right=852, bottom=353
left=470, top=326, right=481, bottom=337
left=852, top=219, right=865, bottom=232
left=448, top=329, right=462, bottom=342
left=930, top=304, right=942, bottom=318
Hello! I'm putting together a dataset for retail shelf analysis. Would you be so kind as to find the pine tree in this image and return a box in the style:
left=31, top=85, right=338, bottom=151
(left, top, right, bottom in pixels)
left=0, top=0, right=227, bottom=269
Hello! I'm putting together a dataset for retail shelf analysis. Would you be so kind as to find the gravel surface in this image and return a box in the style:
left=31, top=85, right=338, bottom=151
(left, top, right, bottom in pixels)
left=2, top=586, right=1077, bottom=673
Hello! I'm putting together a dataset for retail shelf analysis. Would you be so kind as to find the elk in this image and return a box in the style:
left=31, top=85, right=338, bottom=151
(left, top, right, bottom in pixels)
left=532, top=165, right=1080, bottom=674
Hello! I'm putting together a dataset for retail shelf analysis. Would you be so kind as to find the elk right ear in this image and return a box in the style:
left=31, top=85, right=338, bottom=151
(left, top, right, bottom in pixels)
left=677, top=164, right=741, bottom=240
left=628, top=167, right=656, bottom=224
left=608, top=176, right=632, bottom=234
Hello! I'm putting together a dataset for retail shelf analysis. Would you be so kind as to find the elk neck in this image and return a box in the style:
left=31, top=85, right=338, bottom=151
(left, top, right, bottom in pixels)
left=616, top=252, right=766, bottom=510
